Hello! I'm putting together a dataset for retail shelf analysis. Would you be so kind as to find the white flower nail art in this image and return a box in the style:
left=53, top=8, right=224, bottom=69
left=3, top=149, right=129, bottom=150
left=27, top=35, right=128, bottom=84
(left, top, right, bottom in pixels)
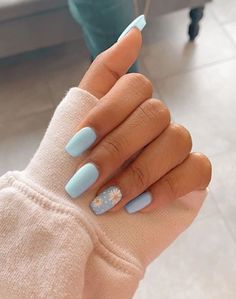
left=90, top=186, right=122, bottom=215
left=108, top=188, right=122, bottom=204
left=93, top=197, right=103, bottom=207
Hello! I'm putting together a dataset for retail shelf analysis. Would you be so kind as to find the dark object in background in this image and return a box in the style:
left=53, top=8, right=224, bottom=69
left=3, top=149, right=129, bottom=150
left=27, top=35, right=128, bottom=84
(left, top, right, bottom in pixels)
left=0, top=0, right=211, bottom=59
left=68, top=0, right=139, bottom=72
left=188, top=6, right=205, bottom=41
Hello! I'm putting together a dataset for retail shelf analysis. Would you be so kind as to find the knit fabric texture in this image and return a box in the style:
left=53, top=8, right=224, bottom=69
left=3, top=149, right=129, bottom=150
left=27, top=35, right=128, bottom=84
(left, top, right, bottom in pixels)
left=0, top=88, right=207, bottom=299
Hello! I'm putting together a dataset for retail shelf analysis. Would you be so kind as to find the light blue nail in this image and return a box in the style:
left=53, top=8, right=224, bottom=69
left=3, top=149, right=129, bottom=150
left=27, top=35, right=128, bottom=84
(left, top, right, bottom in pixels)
left=117, top=14, right=146, bottom=42
left=65, top=127, right=97, bottom=157
left=65, top=163, right=99, bottom=198
left=90, top=186, right=122, bottom=215
left=125, top=191, right=152, bottom=214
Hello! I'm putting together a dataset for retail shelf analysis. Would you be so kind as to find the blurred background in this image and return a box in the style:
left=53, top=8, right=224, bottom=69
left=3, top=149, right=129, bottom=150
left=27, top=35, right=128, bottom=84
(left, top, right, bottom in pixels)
left=0, top=0, right=236, bottom=298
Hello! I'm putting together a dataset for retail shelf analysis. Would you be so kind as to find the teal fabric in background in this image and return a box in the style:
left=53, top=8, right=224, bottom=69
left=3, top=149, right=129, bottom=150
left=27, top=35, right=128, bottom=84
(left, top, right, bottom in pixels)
left=68, top=0, right=139, bottom=72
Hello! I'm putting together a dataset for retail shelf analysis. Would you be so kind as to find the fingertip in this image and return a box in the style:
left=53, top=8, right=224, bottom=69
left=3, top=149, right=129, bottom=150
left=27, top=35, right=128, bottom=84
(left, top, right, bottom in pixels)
left=117, top=14, right=146, bottom=43
left=117, top=26, right=143, bottom=49
left=79, top=26, right=143, bottom=98
left=114, top=26, right=143, bottom=61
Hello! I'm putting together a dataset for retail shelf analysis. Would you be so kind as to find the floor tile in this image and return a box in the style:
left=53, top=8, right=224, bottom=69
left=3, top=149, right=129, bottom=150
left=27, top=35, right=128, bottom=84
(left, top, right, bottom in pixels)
left=0, top=54, right=54, bottom=123
left=139, top=58, right=161, bottom=98
left=0, top=4, right=236, bottom=298
left=43, top=40, right=159, bottom=106
left=195, top=190, right=218, bottom=221
left=157, top=59, right=236, bottom=157
left=210, top=151, right=236, bottom=239
left=132, top=280, right=147, bottom=299
left=0, top=109, right=53, bottom=175
left=224, top=21, right=236, bottom=46
left=134, top=214, right=236, bottom=299
left=142, top=7, right=236, bottom=79
left=39, top=40, right=91, bottom=106
left=210, top=0, right=236, bottom=24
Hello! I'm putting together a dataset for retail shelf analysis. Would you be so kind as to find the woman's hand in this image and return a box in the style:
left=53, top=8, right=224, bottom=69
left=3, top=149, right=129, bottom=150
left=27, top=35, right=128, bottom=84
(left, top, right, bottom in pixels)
left=64, top=28, right=212, bottom=215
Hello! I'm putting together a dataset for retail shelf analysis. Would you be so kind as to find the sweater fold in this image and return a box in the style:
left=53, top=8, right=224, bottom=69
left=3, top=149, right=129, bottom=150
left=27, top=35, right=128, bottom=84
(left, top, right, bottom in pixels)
left=0, top=87, right=207, bottom=299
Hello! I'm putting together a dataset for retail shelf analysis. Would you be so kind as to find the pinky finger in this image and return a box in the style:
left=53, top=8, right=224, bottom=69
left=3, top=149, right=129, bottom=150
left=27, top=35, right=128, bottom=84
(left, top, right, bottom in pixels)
left=125, top=152, right=212, bottom=213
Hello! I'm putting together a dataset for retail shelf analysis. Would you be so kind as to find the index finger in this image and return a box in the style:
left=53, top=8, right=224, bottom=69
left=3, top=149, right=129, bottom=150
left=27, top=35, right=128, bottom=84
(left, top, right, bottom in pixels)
left=79, top=15, right=145, bottom=99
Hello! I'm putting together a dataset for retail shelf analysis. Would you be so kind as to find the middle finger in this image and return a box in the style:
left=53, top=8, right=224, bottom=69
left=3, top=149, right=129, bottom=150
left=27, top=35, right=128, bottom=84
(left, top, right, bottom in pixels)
left=65, top=98, right=170, bottom=198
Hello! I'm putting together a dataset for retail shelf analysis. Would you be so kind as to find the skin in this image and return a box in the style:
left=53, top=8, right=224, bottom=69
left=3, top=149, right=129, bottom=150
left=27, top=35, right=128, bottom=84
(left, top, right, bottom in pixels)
left=76, top=27, right=212, bottom=213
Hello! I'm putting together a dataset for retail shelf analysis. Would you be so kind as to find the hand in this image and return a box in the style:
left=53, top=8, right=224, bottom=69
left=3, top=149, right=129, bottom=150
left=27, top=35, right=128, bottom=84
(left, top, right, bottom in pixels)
left=64, top=28, right=212, bottom=215
left=23, top=24, right=212, bottom=271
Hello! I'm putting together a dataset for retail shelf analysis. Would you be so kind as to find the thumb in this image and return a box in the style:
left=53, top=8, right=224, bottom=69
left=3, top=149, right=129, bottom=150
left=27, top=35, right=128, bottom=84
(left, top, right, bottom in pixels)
left=79, top=26, right=143, bottom=99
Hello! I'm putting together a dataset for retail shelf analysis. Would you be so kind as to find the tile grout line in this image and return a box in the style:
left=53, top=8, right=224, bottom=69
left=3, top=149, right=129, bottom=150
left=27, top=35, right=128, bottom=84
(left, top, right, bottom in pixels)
left=140, top=58, right=163, bottom=97
left=206, top=4, right=236, bottom=51
left=142, top=13, right=236, bottom=242
left=37, top=53, right=69, bottom=109
left=141, top=4, right=236, bottom=83
left=221, top=24, right=236, bottom=49
left=155, top=55, right=236, bottom=83
left=208, top=148, right=236, bottom=160
left=208, top=2, right=236, bottom=27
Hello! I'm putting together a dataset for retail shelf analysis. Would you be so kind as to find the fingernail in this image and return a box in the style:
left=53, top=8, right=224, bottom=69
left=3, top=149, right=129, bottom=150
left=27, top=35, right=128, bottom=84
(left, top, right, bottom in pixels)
left=125, top=191, right=152, bottom=214
left=117, top=14, right=146, bottom=42
left=65, top=163, right=99, bottom=198
left=90, top=186, right=122, bottom=215
left=65, top=127, right=97, bottom=157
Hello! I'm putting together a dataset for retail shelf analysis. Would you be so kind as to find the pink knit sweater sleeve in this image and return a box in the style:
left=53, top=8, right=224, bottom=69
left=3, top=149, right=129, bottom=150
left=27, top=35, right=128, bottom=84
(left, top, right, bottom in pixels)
left=0, top=88, right=207, bottom=299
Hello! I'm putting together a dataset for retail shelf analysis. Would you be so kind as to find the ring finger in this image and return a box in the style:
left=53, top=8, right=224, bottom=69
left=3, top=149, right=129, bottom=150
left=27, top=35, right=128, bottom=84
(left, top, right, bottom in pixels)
left=90, top=123, right=192, bottom=215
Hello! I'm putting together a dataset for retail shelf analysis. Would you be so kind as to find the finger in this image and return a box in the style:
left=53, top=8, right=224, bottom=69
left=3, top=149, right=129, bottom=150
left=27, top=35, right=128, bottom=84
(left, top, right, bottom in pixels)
left=65, top=98, right=170, bottom=199
left=66, top=73, right=153, bottom=157
left=89, top=123, right=192, bottom=215
left=80, top=98, right=170, bottom=185
left=139, top=152, right=212, bottom=213
left=79, top=27, right=142, bottom=99
left=108, top=124, right=192, bottom=212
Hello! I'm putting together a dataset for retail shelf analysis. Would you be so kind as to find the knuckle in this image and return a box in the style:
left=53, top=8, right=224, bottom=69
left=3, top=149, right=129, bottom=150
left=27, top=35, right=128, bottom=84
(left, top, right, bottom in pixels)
left=99, top=136, right=126, bottom=162
left=191, top=153, right=212, bottom=186
left=124, top=73, right=153, bottom=96
left=169, top=123, right=192, bottom=151
left=143, top=98, right=171, bottom=123
left=136, top=104, right=152, bottom=125
left=94, top=52, right=102, bottom=61
left=162, top=174, right=178, bottom=200
left=137, top=98, right=169, bottom=125
left=130, top=163, right=147, bottom=188
left=94, top=52, right=104, bottom=64
left=94, top=54, right=120, bottom=80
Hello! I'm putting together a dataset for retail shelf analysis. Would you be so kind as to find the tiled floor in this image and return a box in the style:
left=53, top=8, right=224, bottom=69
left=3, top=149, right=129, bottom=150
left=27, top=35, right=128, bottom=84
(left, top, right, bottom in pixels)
left=0, top=1, right=236, bottom=298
